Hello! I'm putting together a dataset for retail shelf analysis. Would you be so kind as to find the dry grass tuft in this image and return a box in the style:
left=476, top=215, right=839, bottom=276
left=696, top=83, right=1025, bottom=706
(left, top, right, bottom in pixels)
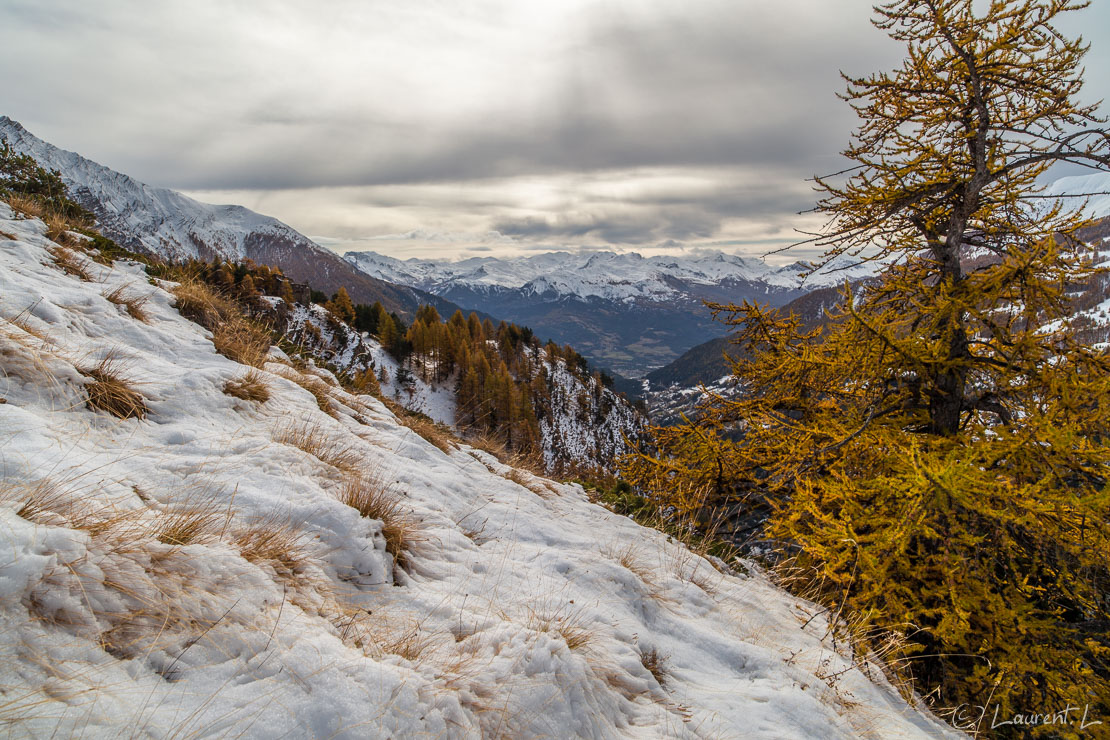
left=503, top=467, right=554, bottom=498
left=273, top=420, right=361, bottom=473
left=380, top=621, right=437, bottom=662
left=44, top=213, right=83, bottom=247
left=1, top=230, right=17, bottom=240
left=7, top=193, right=45, bottom=219
left=102, top=285, right=150, bottom=322
left=335, top=608, right=438, bottom=664
left=524, top=601, right=594, bottom=652
left=273, top=365, right=334, bottom=414
left=639, top=646, right=669, bottom=687
left=7, top=478, right=81, bottom=525
left=401, top=413, right=454, bottom=453
left=77, top=351, right=147, bottom=420
left=170, top=278, right=238, bottom=329
left=171, top=279, right=272, bottom=367
left=601, top=542, right=671, bottom=605
left=223, top=369, right=271, bottom=403
left=337, top=471, right=425, bottom=573
left=5, top=308, right=51, bottom=344
left=48, top=245, right=93, bottom=281
left=464, top=429, right=509, bottom=461
left=231, top=513, right=312, bottom=579
left=150, top=499, right=226, bottom=546
left=212, top=320, right=271, bottom=368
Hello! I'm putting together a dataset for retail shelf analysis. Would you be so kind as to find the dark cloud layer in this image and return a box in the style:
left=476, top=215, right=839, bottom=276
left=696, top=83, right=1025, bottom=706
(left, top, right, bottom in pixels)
left=1, top=0, right=1107, bottom=255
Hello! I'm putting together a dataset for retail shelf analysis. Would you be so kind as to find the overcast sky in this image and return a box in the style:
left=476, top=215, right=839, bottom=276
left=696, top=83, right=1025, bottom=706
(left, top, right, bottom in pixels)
left=2, top=0, right=1108, bottom=261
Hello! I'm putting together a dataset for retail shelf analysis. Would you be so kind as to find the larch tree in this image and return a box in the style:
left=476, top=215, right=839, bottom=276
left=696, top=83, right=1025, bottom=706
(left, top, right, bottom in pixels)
left=623, top=0, right=1110, bottom=725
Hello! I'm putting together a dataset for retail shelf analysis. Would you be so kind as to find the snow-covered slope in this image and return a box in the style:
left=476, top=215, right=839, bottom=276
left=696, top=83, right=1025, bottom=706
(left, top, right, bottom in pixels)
left=269, top=298, right=643, bottom=470
left=0, top=116, right=320, bottom=263
left=1043, top=171, right=1110, bottom=219
left=0, top=116, right=457, bottom=317
left=0, top=202, right=956, bottom=738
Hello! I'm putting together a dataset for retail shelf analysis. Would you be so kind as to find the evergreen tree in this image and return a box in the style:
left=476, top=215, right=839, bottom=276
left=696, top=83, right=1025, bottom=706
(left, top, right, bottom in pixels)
left=328, top=287, right=356, bottom=324
left=624, top=0, right=1110, bottom=722
left=279, top=279, right=296, bottom=306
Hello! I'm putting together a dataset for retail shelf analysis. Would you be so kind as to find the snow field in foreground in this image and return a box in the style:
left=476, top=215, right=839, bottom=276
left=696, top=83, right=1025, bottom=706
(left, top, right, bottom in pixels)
left=0, top=202, right=955, bottom=738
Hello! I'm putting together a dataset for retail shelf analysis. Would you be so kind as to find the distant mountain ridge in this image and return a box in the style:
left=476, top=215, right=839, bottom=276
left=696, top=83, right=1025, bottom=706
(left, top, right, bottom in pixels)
left=0, top=116, right=459, bottom=319
left=344, top=250, right=876, bottom=377
left=345, top=249, right=876, bottom=303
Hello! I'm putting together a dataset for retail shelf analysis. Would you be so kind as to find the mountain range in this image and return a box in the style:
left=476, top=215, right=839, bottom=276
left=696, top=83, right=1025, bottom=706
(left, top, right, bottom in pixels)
left=344, top=249, right=875, bottom=377
left=0, top=116, right=458, bottom=319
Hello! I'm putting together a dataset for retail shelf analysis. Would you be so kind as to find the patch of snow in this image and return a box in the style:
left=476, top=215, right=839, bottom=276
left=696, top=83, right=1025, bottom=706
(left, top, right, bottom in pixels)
left=0, top=200, right=957, bottom=737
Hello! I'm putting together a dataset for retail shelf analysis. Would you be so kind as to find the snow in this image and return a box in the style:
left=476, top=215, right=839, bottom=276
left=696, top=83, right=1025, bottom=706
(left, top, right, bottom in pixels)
left=0, top=203, right=958, bottom=737
left=1043, top=171, right=1110, bottom=219
left=345, top=249, right=875, bottom=305
left=0, top=116, right=329, bottom=264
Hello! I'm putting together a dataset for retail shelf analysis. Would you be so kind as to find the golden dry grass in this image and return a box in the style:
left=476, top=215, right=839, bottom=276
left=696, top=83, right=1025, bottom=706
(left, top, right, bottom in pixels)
left=273, top=420, right=361, bottom=474
left=212, top=320, right=271, bottom=368
left=523, top=601, right=594, bottom=652
left=231, top=513, right=312, bottom=579
left=150, top=499, right=226, bottom=546
left=223, top=369, right=271, bottom=403
left=7, top=478, right=82, bottom=526
left=639, top=646, right=669, bottom=687
left=463, top=429, right=510, bottom=461
left=77, top=351, right=147, bottom=420
left=337, top=471, right=425, bottom=573
left=273, top=365, right=333, bottom=414
left=170, top=278, right=238, bottom=330
left=48, top=245, right=93, bottom=281
left=171, top=279, right=272, bottom=366
left=601, top=542, right=671, bottom=604
left=43, top=213, right=83, bottom=248
left=503, top=467, right=556, bottom=498
left=334, top=607, right=438, bottom=664
left=7, top=193, right=44, bottom=219
left=400, top=413, right=454, bottom=453
left=102, top=285, right=150, bottom=322
left=5, top=308, right=51, bottom=344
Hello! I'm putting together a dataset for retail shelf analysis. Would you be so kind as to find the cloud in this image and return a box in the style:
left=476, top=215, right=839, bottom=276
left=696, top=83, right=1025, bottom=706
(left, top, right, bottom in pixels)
left=3, top=0, right=1107, bottom=255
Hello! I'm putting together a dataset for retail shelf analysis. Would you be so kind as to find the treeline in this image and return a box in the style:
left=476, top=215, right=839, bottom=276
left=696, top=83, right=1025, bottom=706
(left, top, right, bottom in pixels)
left=399, top=304, right=620, bottom=458
left=157, top=258, right=625, bottom=462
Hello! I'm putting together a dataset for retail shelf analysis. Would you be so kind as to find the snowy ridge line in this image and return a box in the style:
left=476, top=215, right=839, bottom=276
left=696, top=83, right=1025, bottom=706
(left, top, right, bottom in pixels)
left=345, top=248, right=877, bottom=304
left=0, top=116, right=322, bottom=264
left=0, top=201, right=956, bottom=737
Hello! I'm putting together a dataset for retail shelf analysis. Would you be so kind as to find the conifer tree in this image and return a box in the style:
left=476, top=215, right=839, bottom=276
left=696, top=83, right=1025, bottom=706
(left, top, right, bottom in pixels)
left=624, top=0, right=1110, bottom=722
left=328, top=287, right=356, bottom=324
left=279, top=279, right=296, bottom=306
